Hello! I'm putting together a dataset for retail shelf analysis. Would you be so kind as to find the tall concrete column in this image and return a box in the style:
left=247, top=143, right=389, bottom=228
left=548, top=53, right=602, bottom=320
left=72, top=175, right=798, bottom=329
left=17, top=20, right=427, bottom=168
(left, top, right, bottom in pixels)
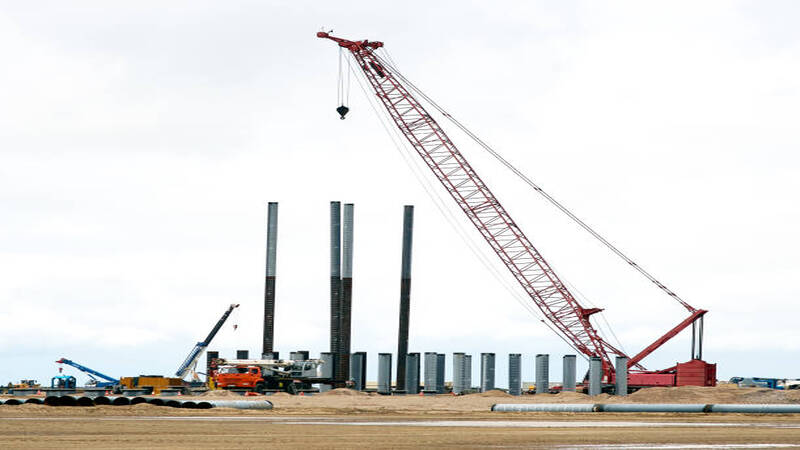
left=262, top=202, right=278, bottom=358
left=339, top=203, right=354, bottom=384
left=329, top=202, right=342, bottom=380
left=396, top=205, right=414, bottom=391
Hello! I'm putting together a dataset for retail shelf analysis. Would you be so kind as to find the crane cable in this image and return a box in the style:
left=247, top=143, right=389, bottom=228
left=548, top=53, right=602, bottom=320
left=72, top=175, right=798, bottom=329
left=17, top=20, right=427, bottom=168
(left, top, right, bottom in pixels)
left=372, top=50, right=697, bottom=314
left=337, top=48, right=351, bottom=109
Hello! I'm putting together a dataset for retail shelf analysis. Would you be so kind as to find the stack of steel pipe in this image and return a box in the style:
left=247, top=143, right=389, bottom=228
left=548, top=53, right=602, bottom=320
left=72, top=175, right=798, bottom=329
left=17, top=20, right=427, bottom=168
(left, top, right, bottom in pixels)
left=8, top=395, right=273, bottom=410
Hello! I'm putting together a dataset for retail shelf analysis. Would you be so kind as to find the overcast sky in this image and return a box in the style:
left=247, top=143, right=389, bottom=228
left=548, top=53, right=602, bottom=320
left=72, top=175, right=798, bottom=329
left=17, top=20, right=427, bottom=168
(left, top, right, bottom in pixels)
left=2, top=1, right=799, bottom=387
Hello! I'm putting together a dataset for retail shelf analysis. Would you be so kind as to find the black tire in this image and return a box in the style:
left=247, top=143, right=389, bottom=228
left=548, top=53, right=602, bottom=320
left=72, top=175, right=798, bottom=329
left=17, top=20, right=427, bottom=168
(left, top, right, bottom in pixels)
left=287, top=382, right=299, bottom=395
left=254, top=382, right=265, bottom=394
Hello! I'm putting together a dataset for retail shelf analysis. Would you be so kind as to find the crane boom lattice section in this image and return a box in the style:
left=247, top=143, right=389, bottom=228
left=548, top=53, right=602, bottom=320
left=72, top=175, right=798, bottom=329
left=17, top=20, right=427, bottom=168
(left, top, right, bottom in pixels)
left=327, top=35, right=624, bottom=370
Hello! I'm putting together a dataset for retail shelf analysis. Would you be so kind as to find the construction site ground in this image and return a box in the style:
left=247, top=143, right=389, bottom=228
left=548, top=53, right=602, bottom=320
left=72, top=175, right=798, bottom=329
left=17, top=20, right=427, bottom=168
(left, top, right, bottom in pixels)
left=2, top=385, right=800, bottom=448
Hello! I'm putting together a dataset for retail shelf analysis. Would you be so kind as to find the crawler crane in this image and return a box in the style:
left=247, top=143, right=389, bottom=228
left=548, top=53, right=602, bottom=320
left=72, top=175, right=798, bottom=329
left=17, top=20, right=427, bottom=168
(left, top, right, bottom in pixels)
left=317, top=32, right=716, bottom=388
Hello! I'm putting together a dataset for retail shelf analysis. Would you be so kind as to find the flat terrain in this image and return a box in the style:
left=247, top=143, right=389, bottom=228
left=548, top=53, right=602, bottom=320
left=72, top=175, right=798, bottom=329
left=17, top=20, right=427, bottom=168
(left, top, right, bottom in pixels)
left=2, top=385, right=800, bottom=448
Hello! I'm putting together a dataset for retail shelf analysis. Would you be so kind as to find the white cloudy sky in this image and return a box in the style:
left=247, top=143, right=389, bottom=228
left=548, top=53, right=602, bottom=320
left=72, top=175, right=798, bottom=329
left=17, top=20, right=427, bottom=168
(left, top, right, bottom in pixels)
left=2, top=1, right=799, bottom=386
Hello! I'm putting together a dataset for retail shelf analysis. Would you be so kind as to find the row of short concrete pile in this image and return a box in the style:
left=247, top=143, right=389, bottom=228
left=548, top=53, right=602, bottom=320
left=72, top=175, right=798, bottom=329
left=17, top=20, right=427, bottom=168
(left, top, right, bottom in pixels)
left=0, top=396, right=272, bottom=409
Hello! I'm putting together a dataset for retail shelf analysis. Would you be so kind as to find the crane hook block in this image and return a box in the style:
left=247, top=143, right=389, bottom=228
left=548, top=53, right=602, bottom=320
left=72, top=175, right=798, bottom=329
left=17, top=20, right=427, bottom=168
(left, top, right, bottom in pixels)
left=336, top=105, right=349, bottom=120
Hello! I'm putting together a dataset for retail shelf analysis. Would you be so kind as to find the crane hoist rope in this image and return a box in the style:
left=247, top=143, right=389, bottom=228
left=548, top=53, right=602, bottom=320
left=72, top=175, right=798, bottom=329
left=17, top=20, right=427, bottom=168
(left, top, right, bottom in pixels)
left=370, top=50, right=696, bottom=315
left=317, top=31, right=709, bottom=381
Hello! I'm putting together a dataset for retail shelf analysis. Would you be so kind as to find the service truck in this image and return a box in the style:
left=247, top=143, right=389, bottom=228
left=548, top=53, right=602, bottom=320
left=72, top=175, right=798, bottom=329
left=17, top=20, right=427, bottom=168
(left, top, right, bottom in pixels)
left=213, top=358, right=328, bottom=394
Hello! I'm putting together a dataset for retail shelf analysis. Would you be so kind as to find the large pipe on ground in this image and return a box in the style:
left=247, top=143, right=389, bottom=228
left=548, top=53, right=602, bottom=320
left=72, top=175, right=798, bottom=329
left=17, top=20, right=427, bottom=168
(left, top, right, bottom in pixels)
left=492, top=403, right=596, bottom=412
left=76, top=396, right=95, bottom=406
left=599, top=403, right=708, bottom=413
left=57, top=395, right=78, bottom=406
left=109, top=396, right=131, bottom=406
left=709, top=404, right=800, bottom=413
left=396, top=205, right=414, bottom=390
left=25, top=398, right=44, bottom=405
left=263, top=201, right=278, bottom=358
left=339, top=203, right=354, bottom=385
left=205, top=400, right=273, bottom=410
left=492, top=403, right=800, bottom=414
left=330, top=201, right=342, bottom=381
left=93, top=396, right=111, bottom=406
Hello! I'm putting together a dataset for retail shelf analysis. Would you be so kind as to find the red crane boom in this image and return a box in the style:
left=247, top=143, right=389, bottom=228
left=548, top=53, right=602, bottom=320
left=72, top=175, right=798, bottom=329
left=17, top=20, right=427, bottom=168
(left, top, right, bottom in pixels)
left=318, top=32, right=713, bottom=385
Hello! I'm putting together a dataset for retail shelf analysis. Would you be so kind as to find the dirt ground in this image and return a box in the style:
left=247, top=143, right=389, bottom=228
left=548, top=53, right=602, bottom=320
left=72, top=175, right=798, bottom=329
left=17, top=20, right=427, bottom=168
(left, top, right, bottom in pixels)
left=2, top=385, right=800, bottom=448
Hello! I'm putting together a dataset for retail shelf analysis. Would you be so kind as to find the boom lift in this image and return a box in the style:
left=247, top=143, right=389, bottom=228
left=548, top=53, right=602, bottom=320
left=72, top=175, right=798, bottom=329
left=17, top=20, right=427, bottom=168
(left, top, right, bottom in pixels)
left=317, top=32, right=715, bottom=388
left=55, top=358, right=119, bottom=388
left=175, top=303, right=240, bottom=380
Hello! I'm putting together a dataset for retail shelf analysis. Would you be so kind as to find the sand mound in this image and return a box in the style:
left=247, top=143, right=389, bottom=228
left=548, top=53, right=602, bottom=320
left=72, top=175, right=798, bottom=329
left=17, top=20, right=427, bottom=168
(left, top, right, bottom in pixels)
left=628, top=386, right=709, bottom=403
left=623, top=384, right=800, bottom=404
left=551, top=391, right=589, bottom=401
left=320, top=388, right=368, bottom=396
left=475, top=390, right=512, bottom=398
left=269, top=392, right=293, bottom=398
left=199, top=390, right=241, bottom=398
